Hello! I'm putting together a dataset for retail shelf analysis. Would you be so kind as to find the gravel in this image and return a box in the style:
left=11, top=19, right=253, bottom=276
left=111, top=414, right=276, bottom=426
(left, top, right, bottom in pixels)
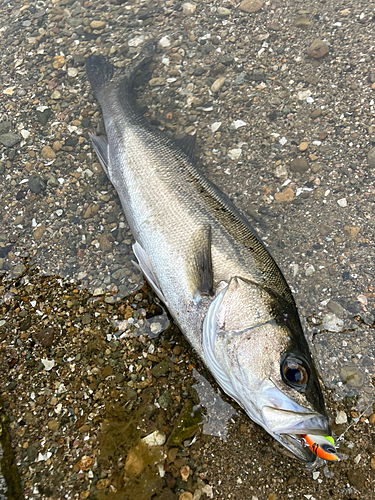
left=1, top=0, right=375, bottom=499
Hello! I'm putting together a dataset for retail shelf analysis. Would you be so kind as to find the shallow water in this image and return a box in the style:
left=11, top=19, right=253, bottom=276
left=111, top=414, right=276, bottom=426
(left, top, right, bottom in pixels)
left=1, top=0, right=375, bottom=498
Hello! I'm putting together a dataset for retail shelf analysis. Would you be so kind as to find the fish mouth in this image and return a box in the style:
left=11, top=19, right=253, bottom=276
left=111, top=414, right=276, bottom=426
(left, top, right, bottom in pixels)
left=261, top=390, right=331, bottom=463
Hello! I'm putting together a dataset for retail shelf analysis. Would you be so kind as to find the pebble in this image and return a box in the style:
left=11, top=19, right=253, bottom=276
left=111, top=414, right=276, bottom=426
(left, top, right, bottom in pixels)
left=337, top=198, right=347, bottom=207
left=67, top=67, right=78, bottom=78
left=211, top=77, right=226, bottom=93
left=180, top=465, right=190, bottom=481
left=0, top=121, right=11, bottom=134
left=217, top=7, right=231, bottom=17
left=182, top=3, right=196, bottom=15
left=149, top=77, right=166, bottom=87
left=311, top=109, right=322, bottom=119
left=335, top=410, right=347, bottom=425
left=274, top=164, right=288, bottom=180
left=311, top=162, right=323, bottom=173
left=239, top=0, right=263, bottom=14
left=142, top=430, right=166, bottom=447
left=211, top=122, right=222, bottom=133
left=294, top=16, right=312, bottom=29
left=307, top=39, right=329, bottom=59
left=343, top=226, right=360, bottom=241
left=369, top=414, right=375, bottom=425
left=347, top=470, right=366, bottom=491
left=53, top=56, right=65, bottom=70
left=0, top=133, right=20, bottom=147
left=367, top=147, right=375, bottom=167
left=230, top=120, right=247, bottom=130
left=158, top=36, right=171, bottom=48
left=41, top=145, right=56, bottom=161
left=290, top=157, right=309, bottom=173
left=228, top=148, right=242, bottom=160
left=29, top=175, right=46, bottom=194
left=90, top=20, right=106, bottom=30
left=298, top=142, right=309, bottom=151
left=50, top=90, right=61, bottom=100
left=33, top=225, right=46, bottom=241
left=274, top=187, right=294, bottom=203
left=48, top=419, right=60, bottom=432
left=179, top=493, right=193, bottom=500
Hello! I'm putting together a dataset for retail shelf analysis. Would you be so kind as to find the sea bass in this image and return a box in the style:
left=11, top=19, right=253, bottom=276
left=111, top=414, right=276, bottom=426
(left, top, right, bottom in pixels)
left=86, top=53, right=336, bottom=463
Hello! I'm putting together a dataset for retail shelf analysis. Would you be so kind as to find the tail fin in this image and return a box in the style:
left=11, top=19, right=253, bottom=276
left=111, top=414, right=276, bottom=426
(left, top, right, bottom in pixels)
left=85, top=56, right=114, bottom=102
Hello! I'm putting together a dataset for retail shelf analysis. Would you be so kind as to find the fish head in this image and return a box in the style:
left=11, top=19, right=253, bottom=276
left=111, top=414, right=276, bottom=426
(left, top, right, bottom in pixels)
left=202, top=276, right=331, bottom=462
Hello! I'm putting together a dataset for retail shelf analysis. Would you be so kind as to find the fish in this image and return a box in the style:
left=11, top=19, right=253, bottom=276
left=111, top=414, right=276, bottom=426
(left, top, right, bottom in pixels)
left=85, top=50, right=335, bottom=463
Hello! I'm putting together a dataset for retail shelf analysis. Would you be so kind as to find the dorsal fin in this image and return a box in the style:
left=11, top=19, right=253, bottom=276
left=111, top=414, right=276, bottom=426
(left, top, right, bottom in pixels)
left=174, top=134, right=197, bottom=163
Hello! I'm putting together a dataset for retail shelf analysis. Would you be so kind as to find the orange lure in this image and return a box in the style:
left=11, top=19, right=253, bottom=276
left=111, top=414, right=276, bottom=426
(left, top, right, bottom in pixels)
left=302, top=434, right=339, bottom=461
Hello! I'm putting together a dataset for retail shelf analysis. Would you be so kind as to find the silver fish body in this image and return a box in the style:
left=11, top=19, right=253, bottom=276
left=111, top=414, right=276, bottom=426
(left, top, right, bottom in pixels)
left=86, top=54, right=332, bottom=463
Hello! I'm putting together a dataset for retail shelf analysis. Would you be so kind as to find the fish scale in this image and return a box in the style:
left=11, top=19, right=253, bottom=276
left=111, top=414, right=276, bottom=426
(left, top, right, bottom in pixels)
left=86, top=52, right=336, bottom=463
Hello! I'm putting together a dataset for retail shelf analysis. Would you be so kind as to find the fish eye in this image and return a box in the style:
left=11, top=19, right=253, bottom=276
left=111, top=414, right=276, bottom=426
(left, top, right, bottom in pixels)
left=281, top=356, right=309, bottom=388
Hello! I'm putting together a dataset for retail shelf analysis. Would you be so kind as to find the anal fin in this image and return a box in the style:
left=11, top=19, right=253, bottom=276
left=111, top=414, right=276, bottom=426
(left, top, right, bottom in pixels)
left=89, top=132, right=109, bottom=176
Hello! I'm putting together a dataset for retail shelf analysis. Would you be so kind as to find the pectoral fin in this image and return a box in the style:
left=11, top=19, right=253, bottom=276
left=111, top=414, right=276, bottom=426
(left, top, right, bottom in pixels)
left=132, top=242, right=167, bottom=304
left=89, top=133, right=109, bottom=175
left=187, top=225, right=214, bottom=300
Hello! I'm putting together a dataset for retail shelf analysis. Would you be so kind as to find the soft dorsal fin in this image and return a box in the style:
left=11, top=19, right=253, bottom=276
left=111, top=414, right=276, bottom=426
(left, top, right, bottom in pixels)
left=174, top=134, right=197, bottom=163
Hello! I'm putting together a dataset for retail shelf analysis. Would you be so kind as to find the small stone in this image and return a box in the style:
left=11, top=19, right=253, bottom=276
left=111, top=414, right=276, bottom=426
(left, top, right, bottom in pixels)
left=151, top=361, right=170, bottom=378
left=0, top=121, right=11, bottom=134
left=182, top=3, right=196, bottom=15
left=340, top=365, right=364, bottom=387
left=90, top=20, right=106, bottom=30
left=125, top=444, right=146, bottom=475
left=239, top=0, right=263, bottom=14
left=142, top=430, right=166, bottom=447
left=347, top=470, right=366, bottom=491
left=274, top=187, right=294, bottom=203
left=99, top=234, right=112, bottom=252
left=228, top=148, right=242, bottom=160
left=274, top=164, right=288, bottom=180
left=27, top=445, right=38, bottom=462
left=29, top=175, right=46, bottom=194
left=0, top=133, right=20, bottom=147
left=371, top=457, right=375, bottom=470
left=96, top=479, right=111, bottom=490
left=149, top=77, right=166, bottom=87
left=290, top=157, right=309, bottom=173
left=294, top=16, right=312, bottom=29
left=337, top=198, right=347, bottom=207
left=77, top=456, right=95, bottom=470
left=335, top=411, right=347, bottom=425
left=158, top=36, right=171, bottom=48
left=343, top=226, right=360, bottom=241
left=367, top=147, right=375, bottom=167
left=179, top=493, right=193, bottom=500
left=33, top=225, right=46, bottom=241
left=102, top=365, right=113, bottom=378
left=299, top=142, right=309, bottom=151
left=311, top=109, right=322, bottom=119
left=217, top=7, right=231, bottom=17
left=369, top=414, right=375, bottom=424
left=268, top=495, right=278, bottom=500
left=36, top=328, right=55, bottom=347
left=180, top=465, right=190, bottom=481
left=53, top=56, right=65, bottom=70
left=211, top=77, right=226, bottom=93
left=50, top=90, right=61, bottom=100
left=67, top=67, right=78, bottom=77
left=41, top=145, right=56, bottom=160
left=311, top=162, right=323, bottom=173
left=307, top=39, right=329, bottom=59
left=48, top=419, right=60, bottom=432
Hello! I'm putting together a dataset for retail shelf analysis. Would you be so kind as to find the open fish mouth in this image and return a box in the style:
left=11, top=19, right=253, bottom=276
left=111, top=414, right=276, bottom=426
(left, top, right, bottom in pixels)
left=262, top=405, right=331, bottom=462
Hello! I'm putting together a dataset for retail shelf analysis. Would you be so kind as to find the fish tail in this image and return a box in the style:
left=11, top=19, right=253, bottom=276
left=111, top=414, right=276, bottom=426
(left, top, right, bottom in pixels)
left=85, top=55, right=114, bottom=102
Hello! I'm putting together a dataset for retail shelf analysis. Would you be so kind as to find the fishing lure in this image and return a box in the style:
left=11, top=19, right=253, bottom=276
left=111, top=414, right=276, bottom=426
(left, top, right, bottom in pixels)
left=302, top=434, right=339, bottom=461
